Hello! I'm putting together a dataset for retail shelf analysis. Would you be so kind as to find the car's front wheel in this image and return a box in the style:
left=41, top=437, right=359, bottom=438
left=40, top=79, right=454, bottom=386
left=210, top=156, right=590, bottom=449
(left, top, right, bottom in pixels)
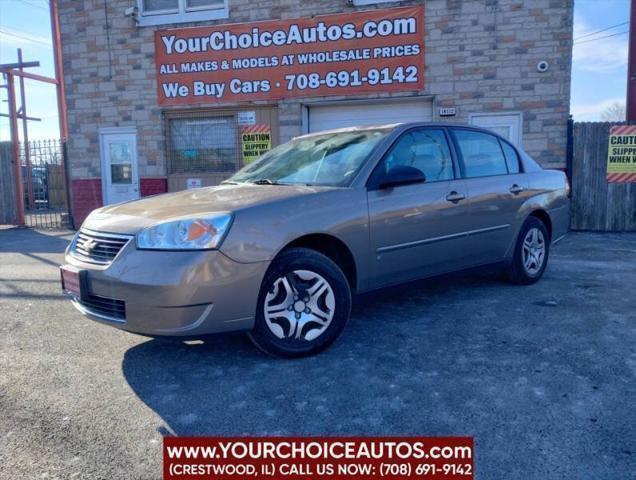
left=505, top=216, right=550, bottom=285
left=248, top=248, right=351, bottom=357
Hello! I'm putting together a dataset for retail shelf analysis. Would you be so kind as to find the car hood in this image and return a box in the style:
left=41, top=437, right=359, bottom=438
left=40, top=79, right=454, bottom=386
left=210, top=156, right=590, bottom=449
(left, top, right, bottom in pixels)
left=82, top=184, right=326, bottom=234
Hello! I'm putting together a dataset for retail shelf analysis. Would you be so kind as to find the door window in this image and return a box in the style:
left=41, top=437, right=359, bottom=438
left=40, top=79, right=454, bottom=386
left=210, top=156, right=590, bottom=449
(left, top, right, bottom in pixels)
left=469, top=113, right=522, bottom=145
left=500, top=139, right=521, bottom=174
left=454, top=130, right=508, bottom=178
left=486, top=125, right=511, bottom=139
left=108, top=143, right=134, bottom=184
left=382, top=129, right=454, bottom=183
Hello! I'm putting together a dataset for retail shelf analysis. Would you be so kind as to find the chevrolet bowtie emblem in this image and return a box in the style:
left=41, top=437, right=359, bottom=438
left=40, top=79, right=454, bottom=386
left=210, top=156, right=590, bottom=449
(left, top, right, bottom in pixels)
left=83, top=239, right=98, bottom=252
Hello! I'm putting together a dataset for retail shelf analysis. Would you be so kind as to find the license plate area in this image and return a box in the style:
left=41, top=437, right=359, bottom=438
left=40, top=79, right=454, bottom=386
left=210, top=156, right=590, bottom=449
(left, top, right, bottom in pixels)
left=60, top=265, right=84, bottom=298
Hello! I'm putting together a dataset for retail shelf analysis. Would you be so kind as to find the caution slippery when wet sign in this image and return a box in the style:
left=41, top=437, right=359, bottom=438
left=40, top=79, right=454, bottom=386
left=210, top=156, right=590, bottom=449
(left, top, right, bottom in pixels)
left=607, top=125, right=636, bottom=183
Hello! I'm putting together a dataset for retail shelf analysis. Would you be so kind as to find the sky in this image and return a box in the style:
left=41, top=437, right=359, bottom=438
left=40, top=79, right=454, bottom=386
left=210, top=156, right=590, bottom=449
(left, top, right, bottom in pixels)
left=0, top=0, right=632, bottom=140
left=0, top=0, right=58, bottom=140
left=571, top=0, right=631, bottom=121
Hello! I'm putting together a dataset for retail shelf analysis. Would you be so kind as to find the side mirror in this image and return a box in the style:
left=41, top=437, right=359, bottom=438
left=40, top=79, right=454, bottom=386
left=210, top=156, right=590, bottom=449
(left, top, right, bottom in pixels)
left=379, top=165, right=426, bottom=189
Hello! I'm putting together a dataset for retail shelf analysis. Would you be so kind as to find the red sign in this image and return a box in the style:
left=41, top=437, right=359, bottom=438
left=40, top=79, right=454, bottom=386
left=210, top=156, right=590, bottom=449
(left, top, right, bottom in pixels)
left=154, top=6, right=425, bottom=106
left=60, top=265, right=81, bottom=297
left=164, top=436, right=473, bottom=480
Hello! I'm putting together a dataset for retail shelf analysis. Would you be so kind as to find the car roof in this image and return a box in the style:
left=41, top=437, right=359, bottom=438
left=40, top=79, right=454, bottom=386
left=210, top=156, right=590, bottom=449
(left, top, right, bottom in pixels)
left=295, top=123, right=401, bottom=138
left=295, top=122, right=507, bottom=139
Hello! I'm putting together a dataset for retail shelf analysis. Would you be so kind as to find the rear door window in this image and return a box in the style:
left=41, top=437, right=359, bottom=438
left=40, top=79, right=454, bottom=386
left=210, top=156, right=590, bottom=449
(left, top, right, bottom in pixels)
left=453, top=129, right=508, bottom=178
left=500, top=139, right=521, bottom=174
left=383, top=129, right=454, bottom=183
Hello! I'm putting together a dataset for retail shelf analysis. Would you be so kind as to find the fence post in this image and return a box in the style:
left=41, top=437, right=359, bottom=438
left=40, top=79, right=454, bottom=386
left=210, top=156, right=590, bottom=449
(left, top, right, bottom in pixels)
left=565, top=115, right=573, bottom=185
left=62, top=140, right=74, bottom=229
left=6, top=72, right=25, bottom=226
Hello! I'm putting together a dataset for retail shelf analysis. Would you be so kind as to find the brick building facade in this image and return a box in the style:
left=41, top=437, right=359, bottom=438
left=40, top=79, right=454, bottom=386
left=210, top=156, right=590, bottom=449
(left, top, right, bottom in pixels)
left=58, top=0, right=573, bottom=226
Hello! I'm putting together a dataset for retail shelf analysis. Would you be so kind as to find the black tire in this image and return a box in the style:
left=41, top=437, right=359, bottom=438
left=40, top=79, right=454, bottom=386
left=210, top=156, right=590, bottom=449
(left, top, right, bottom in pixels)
left=248, top=247, right=352, bottom=358
left=505, top=216, right=550, bottom=285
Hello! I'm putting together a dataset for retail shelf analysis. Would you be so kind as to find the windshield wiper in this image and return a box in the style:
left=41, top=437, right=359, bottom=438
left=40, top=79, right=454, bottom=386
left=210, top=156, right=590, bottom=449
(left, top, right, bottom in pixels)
left=251, top=179, right=279, bottom=185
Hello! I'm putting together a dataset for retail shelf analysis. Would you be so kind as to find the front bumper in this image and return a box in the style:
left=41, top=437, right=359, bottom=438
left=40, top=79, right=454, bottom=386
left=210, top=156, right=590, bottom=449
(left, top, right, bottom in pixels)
left=64, top=240, right=269, bottom=336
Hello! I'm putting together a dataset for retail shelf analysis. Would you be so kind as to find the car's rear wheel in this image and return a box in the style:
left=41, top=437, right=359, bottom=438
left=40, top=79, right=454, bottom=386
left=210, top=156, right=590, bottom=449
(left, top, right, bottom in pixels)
left=505, top=216, right=550, bottom=285
left=248, top=247, right=351, bottom=357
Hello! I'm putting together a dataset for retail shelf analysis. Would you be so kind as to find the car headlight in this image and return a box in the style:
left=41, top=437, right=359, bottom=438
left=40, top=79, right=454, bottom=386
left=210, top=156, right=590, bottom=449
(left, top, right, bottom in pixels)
left=136, top=213, right=233, bottom=250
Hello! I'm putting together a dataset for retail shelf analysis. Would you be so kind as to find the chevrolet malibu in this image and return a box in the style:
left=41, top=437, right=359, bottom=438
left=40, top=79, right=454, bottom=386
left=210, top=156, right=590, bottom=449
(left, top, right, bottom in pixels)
left=61, top=123, right=569, bottom=357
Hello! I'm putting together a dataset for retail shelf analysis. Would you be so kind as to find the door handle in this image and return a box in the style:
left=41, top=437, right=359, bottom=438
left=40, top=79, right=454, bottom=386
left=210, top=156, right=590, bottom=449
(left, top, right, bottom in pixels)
left=510, top=184, right=524, bottom=195
left=446, top=191, right=466, bottom=203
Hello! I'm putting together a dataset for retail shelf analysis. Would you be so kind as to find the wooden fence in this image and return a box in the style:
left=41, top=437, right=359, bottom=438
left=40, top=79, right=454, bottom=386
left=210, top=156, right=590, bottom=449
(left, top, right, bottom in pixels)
left=0, top=141, right=16, bottom=224
left=570, top=122, right=636, bottom=231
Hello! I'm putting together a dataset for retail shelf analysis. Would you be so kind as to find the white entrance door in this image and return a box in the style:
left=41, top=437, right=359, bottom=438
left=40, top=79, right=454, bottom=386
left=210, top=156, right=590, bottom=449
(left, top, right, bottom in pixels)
left=469, top=113, right=522, bottom=145
left=308, top=98, right=433, bottom=133
left=100, top=129, right=140, bottom=205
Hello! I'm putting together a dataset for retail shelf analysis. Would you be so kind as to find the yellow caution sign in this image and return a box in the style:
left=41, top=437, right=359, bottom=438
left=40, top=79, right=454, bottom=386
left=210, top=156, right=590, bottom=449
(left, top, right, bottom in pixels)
left=607, top=125, right=636, bottom=183
left=242, top=125, right=272, bottom=165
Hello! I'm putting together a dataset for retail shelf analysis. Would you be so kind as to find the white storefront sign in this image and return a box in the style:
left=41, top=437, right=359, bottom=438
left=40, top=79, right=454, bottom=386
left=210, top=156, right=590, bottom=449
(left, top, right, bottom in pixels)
left=238, top=111, right=257, bottom=126
left=186, top=178, right=202, bottom=189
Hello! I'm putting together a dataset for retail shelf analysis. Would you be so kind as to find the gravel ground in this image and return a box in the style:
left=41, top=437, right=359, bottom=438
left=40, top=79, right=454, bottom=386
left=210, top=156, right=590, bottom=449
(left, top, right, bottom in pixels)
left=0, top=228, right=634, bottom=479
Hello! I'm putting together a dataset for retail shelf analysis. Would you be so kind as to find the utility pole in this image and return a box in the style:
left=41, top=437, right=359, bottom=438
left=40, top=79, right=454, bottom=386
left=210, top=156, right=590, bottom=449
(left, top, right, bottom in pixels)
left=5, top=72, right=25, bottom=226
left=628, top=0, right=635, bottom=121
left=50, top=0, right=68, bottom=140
left=18, top=49, right=35, bottom=210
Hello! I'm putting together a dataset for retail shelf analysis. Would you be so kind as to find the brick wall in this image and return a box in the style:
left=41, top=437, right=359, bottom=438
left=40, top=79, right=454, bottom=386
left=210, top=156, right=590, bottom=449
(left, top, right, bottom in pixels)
left=140, top=178, right=168, bottom=197
left=71, top=179, right=102, bottom=227
left=71, top=178, right=167, bottom=227
left=58, top=0, right=573, bottom=191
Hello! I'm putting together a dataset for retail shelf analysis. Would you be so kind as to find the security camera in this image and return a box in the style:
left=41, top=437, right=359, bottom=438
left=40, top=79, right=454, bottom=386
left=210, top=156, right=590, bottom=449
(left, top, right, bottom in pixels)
left=124, top=6, right=139, bottom=18
left=537, top=61, right=549, bottom=73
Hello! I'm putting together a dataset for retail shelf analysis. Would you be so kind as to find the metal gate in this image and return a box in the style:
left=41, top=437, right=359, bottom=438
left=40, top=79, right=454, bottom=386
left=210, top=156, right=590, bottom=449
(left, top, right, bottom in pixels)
left=19, top=139, right=72, bottom=229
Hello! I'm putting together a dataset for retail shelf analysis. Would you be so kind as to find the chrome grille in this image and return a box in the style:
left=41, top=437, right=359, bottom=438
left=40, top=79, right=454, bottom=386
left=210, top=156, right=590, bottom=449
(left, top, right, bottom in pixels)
left=71, top=229, right=131, bottom=265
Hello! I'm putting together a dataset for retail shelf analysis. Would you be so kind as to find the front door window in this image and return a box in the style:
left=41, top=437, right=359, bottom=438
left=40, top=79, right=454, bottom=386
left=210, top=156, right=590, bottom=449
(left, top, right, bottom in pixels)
left=382, top=128, right=454, bottom=183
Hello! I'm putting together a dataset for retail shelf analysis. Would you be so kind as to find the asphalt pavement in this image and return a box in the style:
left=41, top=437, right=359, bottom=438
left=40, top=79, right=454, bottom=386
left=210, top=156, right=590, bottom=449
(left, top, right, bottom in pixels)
left=0, top=227, right=634, bottom=479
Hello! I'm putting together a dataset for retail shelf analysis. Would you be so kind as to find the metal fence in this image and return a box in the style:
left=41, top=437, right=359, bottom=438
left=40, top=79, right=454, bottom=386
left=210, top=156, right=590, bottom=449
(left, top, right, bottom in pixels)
left=19, top=139, right=71, bottom=229
left=570, top=121, right=636, bottom=232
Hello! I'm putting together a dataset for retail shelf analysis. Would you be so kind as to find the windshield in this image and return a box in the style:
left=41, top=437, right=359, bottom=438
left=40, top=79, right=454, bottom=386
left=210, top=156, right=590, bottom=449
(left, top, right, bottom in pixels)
left=228, top=129, right=391, bottom=187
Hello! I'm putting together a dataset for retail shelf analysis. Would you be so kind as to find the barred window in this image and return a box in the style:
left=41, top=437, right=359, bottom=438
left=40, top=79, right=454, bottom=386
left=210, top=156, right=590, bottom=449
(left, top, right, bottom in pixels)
left=166, top=115, right=239, bottom=174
